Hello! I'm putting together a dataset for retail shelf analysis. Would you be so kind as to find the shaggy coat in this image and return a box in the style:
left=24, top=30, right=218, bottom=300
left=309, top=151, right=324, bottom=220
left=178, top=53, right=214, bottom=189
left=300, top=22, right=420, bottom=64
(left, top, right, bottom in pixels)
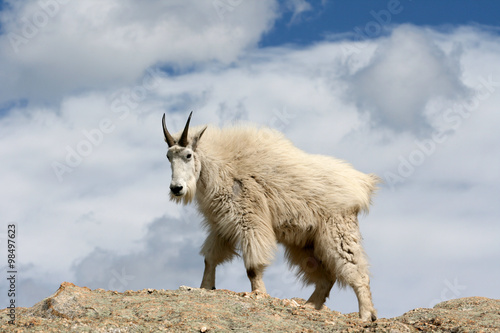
left=163, top=114, right=379, bottom=322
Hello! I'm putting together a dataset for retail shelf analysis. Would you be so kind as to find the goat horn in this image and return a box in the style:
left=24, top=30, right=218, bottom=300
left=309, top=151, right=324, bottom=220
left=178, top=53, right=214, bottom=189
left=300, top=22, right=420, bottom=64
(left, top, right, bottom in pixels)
left=178, top=111, right=193, bottom=147
left=162, top=113, right=176, bottom=147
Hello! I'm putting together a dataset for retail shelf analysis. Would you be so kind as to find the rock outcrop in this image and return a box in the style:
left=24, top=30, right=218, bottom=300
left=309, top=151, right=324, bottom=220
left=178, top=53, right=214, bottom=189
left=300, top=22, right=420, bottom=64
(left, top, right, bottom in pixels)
left=1, top=282, right=499, bottom=332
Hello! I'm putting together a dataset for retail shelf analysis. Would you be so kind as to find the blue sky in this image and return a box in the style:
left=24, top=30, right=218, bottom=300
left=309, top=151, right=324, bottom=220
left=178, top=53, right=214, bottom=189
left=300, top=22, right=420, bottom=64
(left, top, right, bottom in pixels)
left=264, top=1, right=500, bottom=46
left=0, top=0, right=499, bottom=320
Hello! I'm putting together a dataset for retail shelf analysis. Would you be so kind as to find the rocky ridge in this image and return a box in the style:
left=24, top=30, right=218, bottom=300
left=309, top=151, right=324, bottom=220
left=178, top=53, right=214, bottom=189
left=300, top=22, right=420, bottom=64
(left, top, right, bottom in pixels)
left=1, top=282, right=499, bottom=332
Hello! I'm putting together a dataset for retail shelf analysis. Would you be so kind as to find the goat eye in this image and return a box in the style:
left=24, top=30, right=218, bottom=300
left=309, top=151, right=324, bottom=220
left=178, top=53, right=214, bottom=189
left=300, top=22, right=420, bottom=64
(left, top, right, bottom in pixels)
left=186, top=153, right=192, bottom=159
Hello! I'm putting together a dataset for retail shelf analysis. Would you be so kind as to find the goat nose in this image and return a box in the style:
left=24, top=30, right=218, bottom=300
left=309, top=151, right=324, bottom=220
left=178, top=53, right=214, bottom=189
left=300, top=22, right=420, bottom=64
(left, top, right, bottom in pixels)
left=170, top=185, right=183, bottom=195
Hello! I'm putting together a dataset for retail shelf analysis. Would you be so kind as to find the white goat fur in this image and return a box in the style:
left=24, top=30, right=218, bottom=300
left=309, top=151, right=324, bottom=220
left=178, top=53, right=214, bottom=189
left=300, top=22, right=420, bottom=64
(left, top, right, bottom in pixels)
left=165, top=121, right=379, bottom=321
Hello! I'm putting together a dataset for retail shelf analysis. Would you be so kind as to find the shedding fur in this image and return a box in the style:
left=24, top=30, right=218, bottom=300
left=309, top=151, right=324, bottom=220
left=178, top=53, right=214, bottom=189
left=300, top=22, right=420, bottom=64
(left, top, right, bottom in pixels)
left=163, top=115, right=380, bottom=322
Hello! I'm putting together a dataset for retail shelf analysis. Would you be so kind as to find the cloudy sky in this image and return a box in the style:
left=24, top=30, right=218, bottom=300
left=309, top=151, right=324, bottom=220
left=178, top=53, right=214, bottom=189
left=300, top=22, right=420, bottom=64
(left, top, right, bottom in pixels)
left=1, top=0, right=499, bottom=318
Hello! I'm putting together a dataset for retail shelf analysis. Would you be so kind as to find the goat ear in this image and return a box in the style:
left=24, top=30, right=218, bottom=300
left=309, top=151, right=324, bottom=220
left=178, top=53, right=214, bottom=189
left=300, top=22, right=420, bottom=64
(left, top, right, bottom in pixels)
left=191, top=126, right=207, bottom=151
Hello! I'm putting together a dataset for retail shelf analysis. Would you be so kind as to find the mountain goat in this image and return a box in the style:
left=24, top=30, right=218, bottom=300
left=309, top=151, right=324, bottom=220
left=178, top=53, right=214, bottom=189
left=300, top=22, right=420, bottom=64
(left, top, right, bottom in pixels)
left=162, top=112, right=379, bottom=321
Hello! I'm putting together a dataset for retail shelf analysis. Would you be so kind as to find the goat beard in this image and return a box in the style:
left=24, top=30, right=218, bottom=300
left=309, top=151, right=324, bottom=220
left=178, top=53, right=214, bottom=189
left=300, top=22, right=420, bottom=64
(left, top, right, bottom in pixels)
left=169, top=181, right=196, bottom=205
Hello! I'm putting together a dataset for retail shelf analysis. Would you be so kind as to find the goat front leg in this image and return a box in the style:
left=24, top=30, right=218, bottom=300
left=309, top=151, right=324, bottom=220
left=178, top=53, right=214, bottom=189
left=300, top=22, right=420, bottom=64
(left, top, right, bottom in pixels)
left=240, top=214, right=277, bottom=293
left=246, top=265, right=267, bottom=292
left=200, top=230, right=236, bottom=290
left=200, top=259, right=217, bottom=290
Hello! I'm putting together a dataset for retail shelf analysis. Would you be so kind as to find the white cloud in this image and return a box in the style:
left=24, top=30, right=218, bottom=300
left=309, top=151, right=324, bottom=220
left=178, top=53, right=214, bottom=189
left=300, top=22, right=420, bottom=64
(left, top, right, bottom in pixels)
left=349, top=25, right=470, bottom=135
left=285, top=0, right=313, bottom=25
left=0, top=0, right=278, bottom=103
left=0, top=14, right=499, bottom=320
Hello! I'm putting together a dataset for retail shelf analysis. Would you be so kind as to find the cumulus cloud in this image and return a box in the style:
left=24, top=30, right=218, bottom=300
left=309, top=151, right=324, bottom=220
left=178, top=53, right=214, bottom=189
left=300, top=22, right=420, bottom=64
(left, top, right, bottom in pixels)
left=0, top=0, right=278, bottom=104
left=348, top=25, right=470, bottom=135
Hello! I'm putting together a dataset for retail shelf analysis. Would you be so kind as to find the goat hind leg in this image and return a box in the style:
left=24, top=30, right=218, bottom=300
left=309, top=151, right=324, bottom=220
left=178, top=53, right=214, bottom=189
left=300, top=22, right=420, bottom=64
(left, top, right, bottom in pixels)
left=307, top=277, right=334, bottom=310
left=300, top=251, right=335, bottom=310
left=320, top=212, right=377, bottom=321
left=341, top=264, right=377, bottom=321
left=284, top=244, right=335, bottom=310
left=334, top=239, right=377, bottom=321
